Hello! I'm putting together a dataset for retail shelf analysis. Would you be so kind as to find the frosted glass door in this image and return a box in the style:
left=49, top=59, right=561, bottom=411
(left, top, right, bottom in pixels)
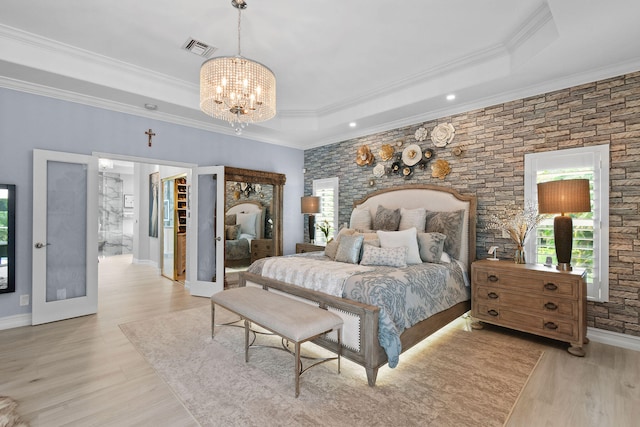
left=32, top=150, right=98, bottom=325
left=186, top=166, right=224, bottom=297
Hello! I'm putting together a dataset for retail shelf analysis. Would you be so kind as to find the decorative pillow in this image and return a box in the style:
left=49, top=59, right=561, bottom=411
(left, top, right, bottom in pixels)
left=399, top=207, right=427, bottom=232
left=373, top=205, right=401, bottom=231
left=417, top=232, right=447, bottom=263
left=225, top=224, right=241, bottom=240
left=359, top=237, right=381, bottom=260
left=225, top=214, right=237, bottom=226
left=360, top=245, right=408, bottom=268
left=335, top=234, right=365, bottom=264
left=350, top=206, right=372, bottom=230
left=236, top=212, right=258, bottom=237
left=425, top=210, right=464, bottom=258
left=376, top=228, right=422, bottom=265
left=324, top=239, right=339, bottom=259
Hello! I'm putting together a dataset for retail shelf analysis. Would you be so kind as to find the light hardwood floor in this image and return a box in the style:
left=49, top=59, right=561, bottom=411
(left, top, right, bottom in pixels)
left=1, top=255, right=638, bottom=426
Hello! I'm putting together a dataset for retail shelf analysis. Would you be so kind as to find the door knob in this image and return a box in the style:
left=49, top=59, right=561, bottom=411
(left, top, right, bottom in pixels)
left=216, top=236, right=222, bottom=241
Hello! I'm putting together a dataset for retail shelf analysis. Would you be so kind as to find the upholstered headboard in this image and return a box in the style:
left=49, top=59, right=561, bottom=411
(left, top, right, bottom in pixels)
left=352, top=184, right=477, bottom=270
left=226, top=201, right=265, bottom=239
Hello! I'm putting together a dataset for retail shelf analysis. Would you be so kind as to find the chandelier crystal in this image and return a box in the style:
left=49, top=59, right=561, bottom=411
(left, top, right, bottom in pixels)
left=200, top=0, right=276, bottom=135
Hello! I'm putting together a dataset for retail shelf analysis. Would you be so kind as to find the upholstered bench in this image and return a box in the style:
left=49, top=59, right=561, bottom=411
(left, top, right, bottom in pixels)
left=211, top=286, right=343, bottom=397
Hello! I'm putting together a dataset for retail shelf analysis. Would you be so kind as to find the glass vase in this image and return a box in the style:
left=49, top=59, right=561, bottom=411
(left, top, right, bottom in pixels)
left=514, top=245, right=526, bottom=264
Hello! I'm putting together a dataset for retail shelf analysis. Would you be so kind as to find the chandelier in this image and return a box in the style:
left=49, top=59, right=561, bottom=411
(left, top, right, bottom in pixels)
left=200, top=0, right=276, bottom=135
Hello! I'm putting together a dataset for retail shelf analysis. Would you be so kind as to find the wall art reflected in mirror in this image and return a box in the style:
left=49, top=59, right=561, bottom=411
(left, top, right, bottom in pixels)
left=0, top=184, right=16, bottom=293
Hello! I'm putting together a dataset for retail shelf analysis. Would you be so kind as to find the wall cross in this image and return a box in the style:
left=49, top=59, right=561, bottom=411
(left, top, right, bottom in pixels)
left=145, top=128, right=156, bottom=147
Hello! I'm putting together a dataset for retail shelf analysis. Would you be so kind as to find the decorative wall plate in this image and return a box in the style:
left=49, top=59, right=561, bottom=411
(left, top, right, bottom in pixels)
left=401, top=144, right=422, bottom=166
left=431, top=123, right=456, bottom=147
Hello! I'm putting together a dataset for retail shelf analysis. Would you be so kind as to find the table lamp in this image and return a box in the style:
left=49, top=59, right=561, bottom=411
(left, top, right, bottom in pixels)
left=300, top=196, right=320, bottom=243
left=537, top=179, right=591, bottom=271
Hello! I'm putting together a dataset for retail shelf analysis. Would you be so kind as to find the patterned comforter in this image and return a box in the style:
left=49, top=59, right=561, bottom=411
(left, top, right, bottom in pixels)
left=247, top=253, right=470, bottom=368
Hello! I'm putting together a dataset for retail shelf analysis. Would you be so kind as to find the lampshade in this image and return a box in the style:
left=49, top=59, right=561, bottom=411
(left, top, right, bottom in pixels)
left=300, top=196, right=320, bottom=214
left=199, top=0, right=276, bottom=135
left=537, top=178, right=591, bottom=271
left=537, top=179, right=591, bottom=215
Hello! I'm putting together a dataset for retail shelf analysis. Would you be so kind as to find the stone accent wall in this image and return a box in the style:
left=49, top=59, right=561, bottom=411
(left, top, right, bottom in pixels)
left=304, top=71, right=640, bottom=337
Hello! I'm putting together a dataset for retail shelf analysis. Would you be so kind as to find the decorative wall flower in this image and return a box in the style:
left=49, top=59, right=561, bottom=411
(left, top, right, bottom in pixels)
left=355, top=145, right=374, bottom=166
left=379, top=144, right=395, bottom=161
left=373, top=163, right=386, bottom=177
left=431, top=123, right=456, bottom=147
left=431, top=159, right=451, bottom=180
left=401, top=144, right=422, bottom=166
left=414, top=127, right=428, bottom=142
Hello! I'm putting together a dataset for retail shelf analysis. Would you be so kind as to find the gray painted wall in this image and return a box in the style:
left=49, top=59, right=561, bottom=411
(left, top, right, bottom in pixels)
left=0, top=87, right=304, bottom=319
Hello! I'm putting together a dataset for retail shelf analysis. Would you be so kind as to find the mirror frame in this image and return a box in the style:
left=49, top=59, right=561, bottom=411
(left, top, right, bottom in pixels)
left=0, top=184, right=16, bottom=294
left=224, top=167, right=286, bottom=257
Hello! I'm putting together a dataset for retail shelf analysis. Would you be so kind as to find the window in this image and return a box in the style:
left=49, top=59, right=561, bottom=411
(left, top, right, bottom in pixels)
left=312, top=177, right=339, bottom=244
left=524, top=145, right=609, bottom=302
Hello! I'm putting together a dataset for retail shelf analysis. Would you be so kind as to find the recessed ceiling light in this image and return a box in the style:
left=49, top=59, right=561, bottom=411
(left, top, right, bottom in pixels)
left=446, top=94, right=456, bottom=101
left=144, top=103, right=158, bottom=111
left=349, top=122, right=357, bottom=128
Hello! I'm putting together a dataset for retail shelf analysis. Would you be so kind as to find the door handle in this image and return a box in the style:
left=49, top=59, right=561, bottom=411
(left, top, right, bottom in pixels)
left=34, top=242, right=51, bottom=249
left=216, top=236, right=222, bottom=242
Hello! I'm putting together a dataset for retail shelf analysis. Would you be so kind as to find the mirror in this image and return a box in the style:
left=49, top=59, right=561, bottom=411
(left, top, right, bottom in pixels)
left=0, top=184, right=16, bottom=294
left=223, top=167, right=285, bottom=281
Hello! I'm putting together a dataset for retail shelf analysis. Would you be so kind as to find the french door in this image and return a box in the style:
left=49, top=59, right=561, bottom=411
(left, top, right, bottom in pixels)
left=32, top=149, right=98, bottom=325
left=186, top=166, right=225, bottom=297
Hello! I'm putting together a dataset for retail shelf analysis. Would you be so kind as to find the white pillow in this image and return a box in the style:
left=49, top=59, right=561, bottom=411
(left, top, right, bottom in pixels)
left=350, top=206, right=372, bottom=230
left=236, top=212, right=258, bottom=237
left=376, top=227, right=422, bottom=265
left=399, top=207, right=427, bottom=232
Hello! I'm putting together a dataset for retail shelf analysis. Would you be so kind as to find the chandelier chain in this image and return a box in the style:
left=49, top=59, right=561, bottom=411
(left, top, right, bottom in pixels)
left=237, top=4, right=242, bottom=57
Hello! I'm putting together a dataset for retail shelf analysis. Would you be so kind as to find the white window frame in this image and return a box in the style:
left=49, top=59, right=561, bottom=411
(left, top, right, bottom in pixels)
left=312, top=177, right=339, bottom=244
left=524, top=145, right=609, bottom=302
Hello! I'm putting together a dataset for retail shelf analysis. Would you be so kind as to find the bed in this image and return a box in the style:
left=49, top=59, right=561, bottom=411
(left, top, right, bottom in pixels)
left=239, top=184, right=476, bottom=386
left=225, top=201, right=265, bottom=268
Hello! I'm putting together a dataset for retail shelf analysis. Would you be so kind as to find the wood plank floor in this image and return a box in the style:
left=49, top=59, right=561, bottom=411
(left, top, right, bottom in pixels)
left=0, top=255, right=638, bottom=426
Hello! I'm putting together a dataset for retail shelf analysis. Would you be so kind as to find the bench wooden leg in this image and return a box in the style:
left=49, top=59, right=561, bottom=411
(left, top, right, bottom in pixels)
left=337, top=327, right=342, bottom=374
left=244, top=319, right=250, bottom=363
left=211, top=302, right=216, bottom=338
left=295, top=341, right=301, bottom=398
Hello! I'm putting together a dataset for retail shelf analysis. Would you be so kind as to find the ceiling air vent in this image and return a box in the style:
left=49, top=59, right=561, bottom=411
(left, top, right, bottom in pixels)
left=182, top=38, right=217, bottom=58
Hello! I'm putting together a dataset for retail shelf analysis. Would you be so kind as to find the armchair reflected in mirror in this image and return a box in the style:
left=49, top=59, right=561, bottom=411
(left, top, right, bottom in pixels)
left=0, top=184, right=16, bottom=294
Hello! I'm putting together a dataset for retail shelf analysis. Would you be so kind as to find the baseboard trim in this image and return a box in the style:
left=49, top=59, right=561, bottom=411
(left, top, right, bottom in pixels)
left=0, top=313, right=31, bottom=331
left=588, top=326, right=640, bottom=352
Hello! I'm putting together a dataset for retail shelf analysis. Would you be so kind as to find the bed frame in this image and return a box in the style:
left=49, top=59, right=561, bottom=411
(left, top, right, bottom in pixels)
left=239, top=184, right=476, bottom=386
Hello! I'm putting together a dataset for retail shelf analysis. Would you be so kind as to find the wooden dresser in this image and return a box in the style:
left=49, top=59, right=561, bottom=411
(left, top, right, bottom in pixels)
left=471, top=260, right=587, bottom=356
left=251, top=239, right=274, bottom=263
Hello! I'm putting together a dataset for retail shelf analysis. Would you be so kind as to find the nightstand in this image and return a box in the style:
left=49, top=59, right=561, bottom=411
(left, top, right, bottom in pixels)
left=295, top=243, right=325, bottom=254
left=471, top=259, right=587, bottom=356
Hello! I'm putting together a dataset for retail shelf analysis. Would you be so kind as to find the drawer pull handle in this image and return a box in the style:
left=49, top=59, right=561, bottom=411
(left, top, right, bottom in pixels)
left=487, top=309, right=499, bottom=317
left=487, top=292, right=499, bottom=299
left=544, top=322, right=558, bottom=330
left=488, top=275, right=499, bottom=282
left=544, top=283, right=558, bottom=291
left=544, top=302, right=558, bottom=310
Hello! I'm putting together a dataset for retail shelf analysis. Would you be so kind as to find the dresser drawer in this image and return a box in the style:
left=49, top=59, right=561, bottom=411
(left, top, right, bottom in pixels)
left=473, top=268, right=577, bottom=299
left=475, top=286, right=577, bottom=319
left=474, top=303, right=577, bottom=341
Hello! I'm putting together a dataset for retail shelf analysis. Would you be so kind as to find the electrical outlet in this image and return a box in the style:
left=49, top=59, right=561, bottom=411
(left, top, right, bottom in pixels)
left=20, top=294, right=29, bottom=306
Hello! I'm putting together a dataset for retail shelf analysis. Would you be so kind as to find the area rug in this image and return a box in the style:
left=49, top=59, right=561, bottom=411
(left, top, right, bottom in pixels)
left=120, top=306, right=543, bottom=427
left=0, top=397, right=28, bottom=427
